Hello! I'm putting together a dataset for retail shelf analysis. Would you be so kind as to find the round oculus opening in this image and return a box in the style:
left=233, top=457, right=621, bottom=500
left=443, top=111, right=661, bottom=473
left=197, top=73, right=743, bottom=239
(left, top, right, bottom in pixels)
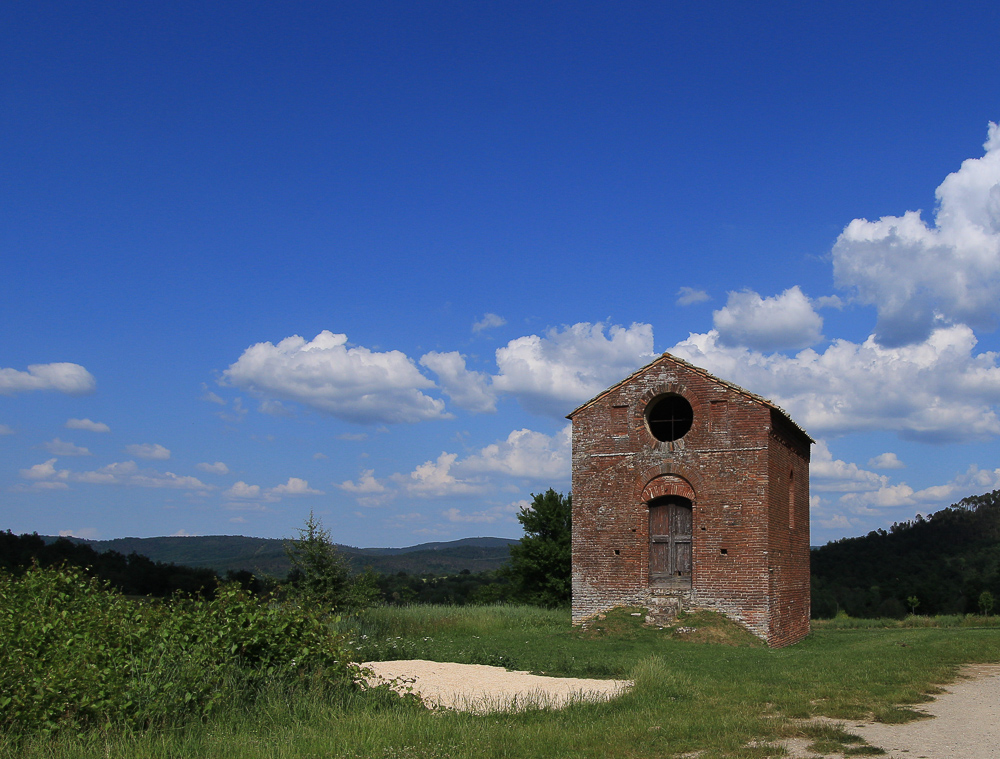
left=646, top=394, right=693, bottom=442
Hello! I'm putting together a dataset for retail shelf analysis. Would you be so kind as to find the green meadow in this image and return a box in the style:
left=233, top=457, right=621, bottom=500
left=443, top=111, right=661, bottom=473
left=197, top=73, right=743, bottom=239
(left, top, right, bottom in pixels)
left=4, top=576, right=999, bottom=759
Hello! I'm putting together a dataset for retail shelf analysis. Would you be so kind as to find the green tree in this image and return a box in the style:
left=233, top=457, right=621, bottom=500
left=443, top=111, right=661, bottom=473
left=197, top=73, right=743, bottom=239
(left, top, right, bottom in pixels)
left=502, top=489, right=571, bottom=608
left=284, top=511, right=379, bottom=612
left=979, top=590, right=995, bottom=617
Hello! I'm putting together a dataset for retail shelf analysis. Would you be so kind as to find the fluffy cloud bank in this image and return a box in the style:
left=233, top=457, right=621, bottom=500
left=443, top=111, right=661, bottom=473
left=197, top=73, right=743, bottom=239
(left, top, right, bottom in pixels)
left=472, top=313, right=506, bottom=332
left=672, top=324, right=1000, bottom=443
left=125, top=443, right=171, bottom=460
left=713, top=286, right=824, bottom=351
left=419, top=352, right=496, bottom=413
left=19, top=459, right=210, bottom=490
left=223, top=331, right=449, bottom=424
left=66, top=418, right=110, bottom=433
left=227, top=323, right=655, bottom=424
left=491, top=322, right=654, bottom=416
left=196, top=461, right=229, bottom=475
left=223, top=477, right=323, bottom=503
left=816, top=446, right=1000, bottom=515
left=42, top=438, right=91, bottom=456
left=0, top=363, right=95, bottom=395
left=338, top=424, right=571, bottom=506
left=833, top=121, right=1000, bottom=346
left=809, top=442, right=1000, bottom=538
left=460, top=425, right=572, bottom=480
left=421, top=322, right=655, bottom=417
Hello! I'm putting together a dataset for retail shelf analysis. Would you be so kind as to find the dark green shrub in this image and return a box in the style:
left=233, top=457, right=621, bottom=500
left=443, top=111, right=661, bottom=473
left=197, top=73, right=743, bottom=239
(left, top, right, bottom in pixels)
left=0, top=565, right=353, bottom=735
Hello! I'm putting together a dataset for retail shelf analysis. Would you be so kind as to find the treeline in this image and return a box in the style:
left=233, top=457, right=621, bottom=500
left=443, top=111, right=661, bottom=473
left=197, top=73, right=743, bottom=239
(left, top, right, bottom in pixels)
left=1, top=490, right=573, bottom=609
left=14, top=485, right=995, bottom=620
left=0, top=531, right=265, bottom=597
left=811, top=489, right=1000, bottom=618
left=0, top=529, right=513, bottom=605
left=377, top=569, right=511, bottom=605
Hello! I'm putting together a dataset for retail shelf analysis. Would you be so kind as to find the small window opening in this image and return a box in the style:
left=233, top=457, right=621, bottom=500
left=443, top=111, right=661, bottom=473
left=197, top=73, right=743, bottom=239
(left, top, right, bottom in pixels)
left=720, top=548, right=728, bottom=555
left=646, top=394, right=693, bottom=442
left=614, top=549, right=621, bottom=556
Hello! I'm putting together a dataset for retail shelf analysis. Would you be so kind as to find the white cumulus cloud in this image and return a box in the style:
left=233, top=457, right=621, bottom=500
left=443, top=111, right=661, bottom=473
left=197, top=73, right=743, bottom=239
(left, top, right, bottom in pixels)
left=442, top=500, right=524, bottom=524
left=868, top=452, right=906, bottom=470
left=196, top=461, right=230, bottom=475
left=810, top=441, right=887, bottom=493
left=19, top=458, right=210, bottom=490
left=676, top=287, right=710, bottom=306
left=268, top=477, right=323, bottom=496
left=393, top=453, right=486, bottom=497
left=338, top=469, right=387, bottom=495
left=833, top=121, right=1000, bottom=346
left=492, top=322, right=654, bottom=417
left=472, top=313, right=506, bottom=332
left=20, top=459, right=65, bottom=480
left=337, top=469, right=392, bottom=506
left=713, top=286, right=824, bottom=351
left=671, top=323, right=1000, bottom=442
left=223, top=331, right=449, bottom=424
left=838, top=464, right=1000, bottom=513
left=460, top=425, right=572, bottom=481
left=42, top=438, right=91, bottom=456
left=419, top=351, right=497, bottom=413
left=125, top=443, right=171, bottom=460
left=224, top=481, right=267, bottom=501
left=0, top=362, right=96, bottom=395
left=387, top=424, right=571, bottom=502
left=224, top=477, right=322, bottom=501
left=65, top=418, right=110, bottom=433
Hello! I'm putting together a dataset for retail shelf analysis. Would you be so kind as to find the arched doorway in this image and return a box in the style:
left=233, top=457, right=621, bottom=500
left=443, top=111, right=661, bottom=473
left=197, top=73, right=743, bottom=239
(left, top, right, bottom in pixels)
left=648, top=495, right=692, bottom=585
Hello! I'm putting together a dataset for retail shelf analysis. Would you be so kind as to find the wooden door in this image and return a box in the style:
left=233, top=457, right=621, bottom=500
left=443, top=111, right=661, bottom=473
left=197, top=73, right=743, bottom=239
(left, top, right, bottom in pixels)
left=649, top=496, right=693, bottom=581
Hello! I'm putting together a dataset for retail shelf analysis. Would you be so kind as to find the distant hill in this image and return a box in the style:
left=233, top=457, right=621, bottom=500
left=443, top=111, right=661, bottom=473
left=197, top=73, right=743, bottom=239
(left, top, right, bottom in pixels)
left=811, top=489, right=1000, bottom=618
left=40, top=534, right=517, bottom=578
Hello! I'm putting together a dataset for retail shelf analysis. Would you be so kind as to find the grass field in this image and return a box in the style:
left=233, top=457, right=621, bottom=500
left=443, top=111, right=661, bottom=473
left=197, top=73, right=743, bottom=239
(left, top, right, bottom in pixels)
left=6, top=606, right=1000, bottom=759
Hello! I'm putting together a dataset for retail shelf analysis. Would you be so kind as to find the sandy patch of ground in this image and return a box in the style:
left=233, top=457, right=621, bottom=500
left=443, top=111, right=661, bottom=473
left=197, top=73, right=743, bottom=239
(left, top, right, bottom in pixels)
left=357, top=659, right=631, bottom=713
left=783, top=663, right=1000, bottom=759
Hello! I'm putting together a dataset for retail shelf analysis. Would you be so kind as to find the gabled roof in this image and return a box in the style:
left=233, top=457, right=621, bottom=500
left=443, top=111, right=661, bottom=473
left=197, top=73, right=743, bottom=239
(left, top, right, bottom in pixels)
left=566, top=351, right=813, bottom=443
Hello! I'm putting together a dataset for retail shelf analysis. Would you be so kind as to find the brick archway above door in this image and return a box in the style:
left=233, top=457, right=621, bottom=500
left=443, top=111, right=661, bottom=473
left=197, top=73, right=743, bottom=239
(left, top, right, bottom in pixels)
left=640, top=474, right=695, bottom=504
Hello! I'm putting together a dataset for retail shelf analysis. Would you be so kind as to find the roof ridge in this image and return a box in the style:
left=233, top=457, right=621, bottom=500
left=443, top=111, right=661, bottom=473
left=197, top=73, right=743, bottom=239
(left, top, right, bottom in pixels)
left=566, top=351, right=813, bottom=442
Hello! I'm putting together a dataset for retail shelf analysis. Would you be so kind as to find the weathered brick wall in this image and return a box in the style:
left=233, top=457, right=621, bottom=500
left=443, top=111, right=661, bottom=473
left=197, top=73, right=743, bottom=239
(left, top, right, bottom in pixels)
left=570, top=355, right=811, bottom=647
left=764, top=412, right=812, bottom=647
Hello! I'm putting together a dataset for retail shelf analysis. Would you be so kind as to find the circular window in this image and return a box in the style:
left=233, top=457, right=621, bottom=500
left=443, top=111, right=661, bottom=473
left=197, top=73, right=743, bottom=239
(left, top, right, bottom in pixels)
left=646, top=394, right=693, bottom=442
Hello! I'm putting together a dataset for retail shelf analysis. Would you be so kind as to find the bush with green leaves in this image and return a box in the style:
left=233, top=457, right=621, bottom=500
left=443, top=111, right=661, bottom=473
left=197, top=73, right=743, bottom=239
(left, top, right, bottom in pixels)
left=285, top=511, right=381, bottom=612
left=501, top=489, right=571, bottom=608
left=0, top=564, right=353, bottom=735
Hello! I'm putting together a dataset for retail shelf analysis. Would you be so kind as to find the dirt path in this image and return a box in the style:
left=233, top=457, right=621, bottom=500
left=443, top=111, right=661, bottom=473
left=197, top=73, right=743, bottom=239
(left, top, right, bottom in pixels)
left=357, top=659, right=631, bottom=713
left=361, top=660, right=1000, bottom=758
left=849, top=663, right=1000, bottom=759
left=784, top=663, right=1000, bottom=759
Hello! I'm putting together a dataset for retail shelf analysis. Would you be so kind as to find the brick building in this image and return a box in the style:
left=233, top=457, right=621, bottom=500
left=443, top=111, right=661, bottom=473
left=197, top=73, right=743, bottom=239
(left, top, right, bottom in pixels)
left=567, top=352, right=812, bottom=647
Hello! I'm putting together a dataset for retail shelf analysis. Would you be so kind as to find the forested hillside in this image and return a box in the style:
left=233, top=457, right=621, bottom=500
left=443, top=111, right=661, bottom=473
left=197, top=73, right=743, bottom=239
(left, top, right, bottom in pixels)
left=21, top=533, right=515, bottom=578
left=811, top=489, right=1000, bottom=618
left=0, top=531, right=224, bottom=596
left=7, top=489, right=999, bottom=618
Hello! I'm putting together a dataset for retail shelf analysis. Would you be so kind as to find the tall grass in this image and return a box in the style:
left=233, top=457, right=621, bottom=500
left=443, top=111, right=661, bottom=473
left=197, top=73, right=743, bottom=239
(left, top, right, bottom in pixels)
left=5, top=602, right=1000, bottom=758
left=814, top=613, right=1000, bottom=630
left=354, top=602, right=567, bottom=638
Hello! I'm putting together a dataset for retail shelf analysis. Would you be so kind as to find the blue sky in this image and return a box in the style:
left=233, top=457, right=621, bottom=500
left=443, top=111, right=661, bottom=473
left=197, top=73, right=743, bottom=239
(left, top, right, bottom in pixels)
left=3, top=2, right=1000, bottom=547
